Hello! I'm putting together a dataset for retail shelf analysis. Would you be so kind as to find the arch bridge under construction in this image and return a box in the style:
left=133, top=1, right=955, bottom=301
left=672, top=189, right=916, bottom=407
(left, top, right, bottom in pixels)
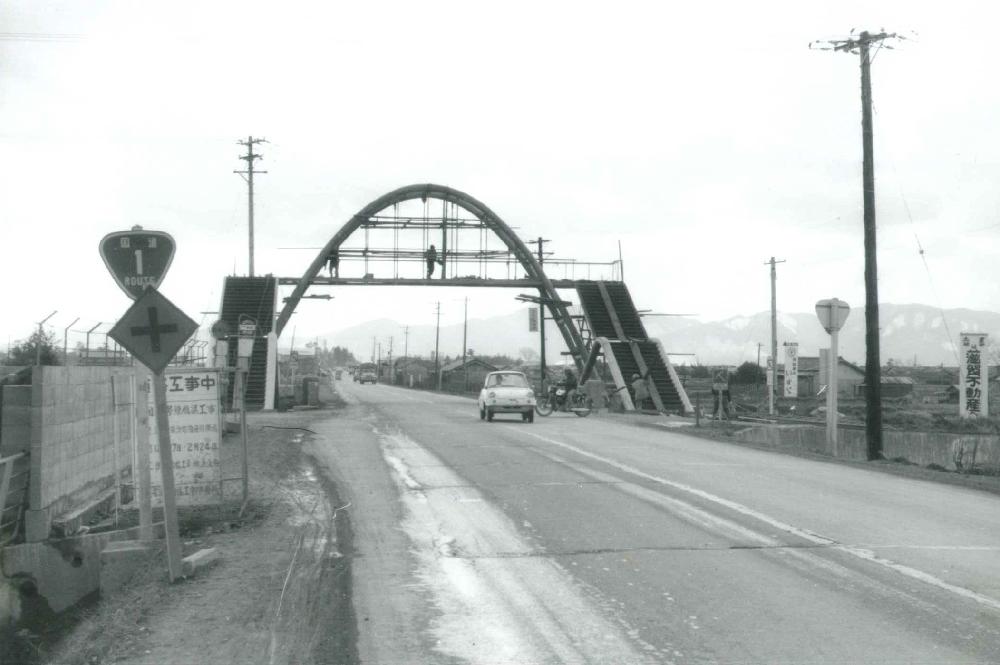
left=217, top=184, right=691, bottom=415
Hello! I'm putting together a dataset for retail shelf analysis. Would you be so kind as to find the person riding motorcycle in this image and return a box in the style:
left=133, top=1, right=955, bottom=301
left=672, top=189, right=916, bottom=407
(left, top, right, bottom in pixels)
left=554, top=368, right=578, bottom=408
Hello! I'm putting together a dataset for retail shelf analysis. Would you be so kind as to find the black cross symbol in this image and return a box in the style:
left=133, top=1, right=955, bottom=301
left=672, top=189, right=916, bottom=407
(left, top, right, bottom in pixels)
left=130, top=306, right=178, bottom=352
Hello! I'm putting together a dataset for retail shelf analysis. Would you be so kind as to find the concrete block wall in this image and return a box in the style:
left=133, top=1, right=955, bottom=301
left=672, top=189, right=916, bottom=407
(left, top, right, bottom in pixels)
left=734, top=424, right=1000, bottom=471
left=26, top=366, right=143, bottom=540
left=1, top=385, right=31, bottom=457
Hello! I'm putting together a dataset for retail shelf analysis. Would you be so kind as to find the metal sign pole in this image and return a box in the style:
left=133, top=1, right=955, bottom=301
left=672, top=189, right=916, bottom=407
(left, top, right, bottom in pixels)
left=152, top=371, right=183, bottom=581
left=827, top=327, right=840, bottom=455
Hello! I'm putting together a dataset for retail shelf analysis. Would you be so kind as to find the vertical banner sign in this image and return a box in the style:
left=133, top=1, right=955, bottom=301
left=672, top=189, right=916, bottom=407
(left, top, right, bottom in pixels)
left=528, top=307, right=539, bottom=333
left=960, top=333, right=989, bottom=418
left=766, top=356, right=773, bottom=387
left=783, top=343, right=799, bottom=398
left=146, top=368, right=223, bottom=505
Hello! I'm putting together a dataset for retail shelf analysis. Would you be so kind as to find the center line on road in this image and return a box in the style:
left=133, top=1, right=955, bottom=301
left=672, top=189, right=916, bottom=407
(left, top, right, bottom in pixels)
left=512, top=427, right=1000, bottom=614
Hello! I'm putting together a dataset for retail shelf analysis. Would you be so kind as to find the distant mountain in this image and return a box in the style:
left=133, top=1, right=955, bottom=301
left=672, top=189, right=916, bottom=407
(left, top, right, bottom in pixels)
left=654, top=304, right=1000, bottom=367
left=308, top=304, right=1000, bottom=367
left=311, top=309, right=573, bottom=363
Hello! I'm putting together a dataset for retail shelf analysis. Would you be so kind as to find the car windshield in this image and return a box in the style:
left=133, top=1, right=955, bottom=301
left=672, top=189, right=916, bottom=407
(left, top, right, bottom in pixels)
left=488, top=373, right=528, bottom=388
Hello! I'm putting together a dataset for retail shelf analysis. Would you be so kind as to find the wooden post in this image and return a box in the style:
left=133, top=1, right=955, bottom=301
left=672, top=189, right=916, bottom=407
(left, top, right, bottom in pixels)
left=135, top=372, right=153, bottom=541
left=152, top=372, right=183, bottom=581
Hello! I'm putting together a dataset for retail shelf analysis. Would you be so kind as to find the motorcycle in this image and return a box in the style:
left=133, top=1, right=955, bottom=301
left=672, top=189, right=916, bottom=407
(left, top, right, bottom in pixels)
left=534, top=384, right=592, bottom=417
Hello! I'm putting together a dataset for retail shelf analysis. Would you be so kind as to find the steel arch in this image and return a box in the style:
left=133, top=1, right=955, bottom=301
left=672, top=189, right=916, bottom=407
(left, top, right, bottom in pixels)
left=274, top=183, right=587, bottom=369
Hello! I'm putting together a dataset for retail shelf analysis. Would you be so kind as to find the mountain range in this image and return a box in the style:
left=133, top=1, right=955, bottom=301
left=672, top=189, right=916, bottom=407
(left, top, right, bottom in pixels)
left=308, top=303, right=1000, bottom=368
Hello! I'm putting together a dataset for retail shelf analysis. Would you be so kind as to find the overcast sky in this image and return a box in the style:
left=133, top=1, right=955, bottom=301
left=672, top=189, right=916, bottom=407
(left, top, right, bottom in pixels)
left=2, top=1, right=998, bottom=357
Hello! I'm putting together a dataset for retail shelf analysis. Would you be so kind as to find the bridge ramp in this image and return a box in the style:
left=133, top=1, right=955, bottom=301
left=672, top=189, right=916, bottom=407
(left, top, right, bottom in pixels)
left=576, top=281, right=690, bottom=414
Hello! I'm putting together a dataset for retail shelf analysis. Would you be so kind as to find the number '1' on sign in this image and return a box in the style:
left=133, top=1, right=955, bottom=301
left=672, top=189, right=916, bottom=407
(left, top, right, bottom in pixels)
left=99, top=226, right=177, bottom=300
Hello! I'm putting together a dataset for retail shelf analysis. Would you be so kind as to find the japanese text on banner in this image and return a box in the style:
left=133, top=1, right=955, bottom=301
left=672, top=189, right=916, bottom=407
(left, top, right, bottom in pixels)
left=146, top=368, right=224, bottom=506
left=960, top=333, right=989, bottom=418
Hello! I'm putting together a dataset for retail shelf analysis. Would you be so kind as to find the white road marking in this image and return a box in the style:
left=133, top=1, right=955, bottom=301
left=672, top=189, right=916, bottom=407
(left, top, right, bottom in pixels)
left=377, top=429, right=660, bottom=664
left=515, top=428, right=1000, bottom=614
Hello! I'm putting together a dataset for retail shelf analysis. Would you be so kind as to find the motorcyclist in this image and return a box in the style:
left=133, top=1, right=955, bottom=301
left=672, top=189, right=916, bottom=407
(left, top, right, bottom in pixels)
left=555, top=368, right=578, bottom=408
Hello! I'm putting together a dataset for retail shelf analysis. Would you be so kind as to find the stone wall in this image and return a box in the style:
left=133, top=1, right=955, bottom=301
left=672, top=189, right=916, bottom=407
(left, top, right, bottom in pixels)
left=25, top=366, right=145, bottom=541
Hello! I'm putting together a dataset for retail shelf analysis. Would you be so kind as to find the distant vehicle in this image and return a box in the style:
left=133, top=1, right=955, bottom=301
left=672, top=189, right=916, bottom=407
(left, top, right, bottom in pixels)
left=357, top=363, right=377, bottom=384
left=478, top=371, right=536, bottom=423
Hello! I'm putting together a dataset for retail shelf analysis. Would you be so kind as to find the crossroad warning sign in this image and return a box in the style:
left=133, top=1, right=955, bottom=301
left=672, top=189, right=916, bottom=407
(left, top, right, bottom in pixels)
left=109, top=288, right=198, bottom=373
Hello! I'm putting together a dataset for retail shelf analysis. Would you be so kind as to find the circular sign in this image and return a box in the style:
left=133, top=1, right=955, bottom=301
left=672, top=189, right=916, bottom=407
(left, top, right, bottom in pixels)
left=210, top=320, right=231, bottom=340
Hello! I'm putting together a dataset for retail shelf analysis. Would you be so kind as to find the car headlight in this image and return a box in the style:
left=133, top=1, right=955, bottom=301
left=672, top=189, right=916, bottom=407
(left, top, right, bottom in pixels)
left=488, top=391, right=496, bottom=398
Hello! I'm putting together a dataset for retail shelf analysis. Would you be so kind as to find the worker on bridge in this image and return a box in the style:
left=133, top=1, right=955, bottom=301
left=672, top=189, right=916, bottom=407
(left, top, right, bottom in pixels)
left=425, top=245, right=438, bottom=278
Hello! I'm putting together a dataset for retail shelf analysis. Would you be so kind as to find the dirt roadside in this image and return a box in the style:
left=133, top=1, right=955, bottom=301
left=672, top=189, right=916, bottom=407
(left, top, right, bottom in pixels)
left=24, top=386, right=358, bottom=665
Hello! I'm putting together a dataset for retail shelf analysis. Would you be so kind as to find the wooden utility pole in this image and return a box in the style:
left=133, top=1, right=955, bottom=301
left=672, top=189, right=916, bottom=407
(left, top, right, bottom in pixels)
left=813, top=30, right=903, bottom=460
left=537, top=238, right=549, bottom=388
left=234, top=136, right=267, bottom=277
left=764, top=258, right=784, bottom=415
left=434, top=302, right=442, bottom=390
left=462, top=297, right=468, bottom=391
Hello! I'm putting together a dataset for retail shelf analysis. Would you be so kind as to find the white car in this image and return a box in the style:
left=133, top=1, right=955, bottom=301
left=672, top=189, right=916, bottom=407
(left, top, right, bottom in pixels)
left=478, top=371, right=536, bottom=423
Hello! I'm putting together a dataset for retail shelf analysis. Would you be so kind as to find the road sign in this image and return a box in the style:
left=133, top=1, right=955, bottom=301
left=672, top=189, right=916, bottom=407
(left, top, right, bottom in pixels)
left=108, top=288, right=198, bottom=374
left=99, top=227, right=176, bottom=300
left=210, top=319, right=231, bottom=340
left=815, top=298, right=850, bottom=454
left=815, top=298, right=851, bottom=333
left=238, top=317, right=257, bottom=337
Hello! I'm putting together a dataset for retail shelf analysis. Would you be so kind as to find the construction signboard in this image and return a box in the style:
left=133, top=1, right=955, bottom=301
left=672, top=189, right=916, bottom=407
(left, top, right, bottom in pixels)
left=144, top=368, right=224, bottom=506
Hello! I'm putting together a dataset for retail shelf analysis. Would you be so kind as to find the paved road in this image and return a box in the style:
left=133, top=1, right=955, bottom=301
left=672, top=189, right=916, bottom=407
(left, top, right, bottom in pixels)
left=309, top=380, right=1000, bottom=664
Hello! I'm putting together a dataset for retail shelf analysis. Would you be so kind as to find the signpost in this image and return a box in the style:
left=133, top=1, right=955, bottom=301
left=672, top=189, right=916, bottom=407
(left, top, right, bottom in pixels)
left=102, top=230, right=193, bottom=583
left=235, top=317, right=257, bottom=506
left=109, top=288, right=197, bottom=582
left=816, top=298, right=851, bottom=454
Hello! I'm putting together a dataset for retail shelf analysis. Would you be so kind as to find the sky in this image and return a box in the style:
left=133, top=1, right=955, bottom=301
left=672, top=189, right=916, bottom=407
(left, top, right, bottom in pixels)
left=2, top=1, right=999, bottom=358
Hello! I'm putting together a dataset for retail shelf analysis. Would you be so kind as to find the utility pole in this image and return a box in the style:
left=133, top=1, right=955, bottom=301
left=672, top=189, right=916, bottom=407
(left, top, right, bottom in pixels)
left=462, top=297, right=469, bottom=392
left=537, top=238, right=549, bottom=388
left=402, top=326, right=409, bottom=360
left=371, top=336, right=376, bottom=363
left=812, top=30, right=903, bottom=460
left=35, top=311, right=57, bottom=366
left=234, top=136, right=267, bottom=277
left=434, top=302, right=442, bottom=390
left=764, top=257, right=784, bottom=415
left=387, top=336, right=393, bottom=383
left=757, top=342, right=762, bottom=368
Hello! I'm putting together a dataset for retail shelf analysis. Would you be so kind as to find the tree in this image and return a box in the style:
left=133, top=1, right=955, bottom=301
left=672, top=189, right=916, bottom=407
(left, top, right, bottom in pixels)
left=8, top=329, right=61, bottom=366
left=733, top=361, right=766, bottom=384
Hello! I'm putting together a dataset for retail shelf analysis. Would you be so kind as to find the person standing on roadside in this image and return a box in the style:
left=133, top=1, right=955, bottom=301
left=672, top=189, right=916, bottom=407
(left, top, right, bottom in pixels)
left=711, top=369, right=732, bottom=419
left=631, top=371, right=650, bottom=410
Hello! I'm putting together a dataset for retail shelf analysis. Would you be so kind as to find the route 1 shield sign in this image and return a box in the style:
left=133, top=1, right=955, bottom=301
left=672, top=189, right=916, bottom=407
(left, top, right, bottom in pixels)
left=99, top=227, right=176, bottom=299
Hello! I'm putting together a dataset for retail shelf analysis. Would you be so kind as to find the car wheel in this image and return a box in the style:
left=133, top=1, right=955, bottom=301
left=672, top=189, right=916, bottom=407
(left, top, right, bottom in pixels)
left=486, top=408, right=494, bottom=422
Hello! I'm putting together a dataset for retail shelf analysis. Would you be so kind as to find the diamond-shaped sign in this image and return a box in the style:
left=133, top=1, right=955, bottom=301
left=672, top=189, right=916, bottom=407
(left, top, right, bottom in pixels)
left=99, top=228, right=176, bottom=300
left=109, top=288, right=198, bottom=374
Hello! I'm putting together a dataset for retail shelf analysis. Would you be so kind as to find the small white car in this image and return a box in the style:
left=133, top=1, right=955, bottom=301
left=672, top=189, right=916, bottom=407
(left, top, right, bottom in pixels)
left=478, top=371, right=536, bottom=423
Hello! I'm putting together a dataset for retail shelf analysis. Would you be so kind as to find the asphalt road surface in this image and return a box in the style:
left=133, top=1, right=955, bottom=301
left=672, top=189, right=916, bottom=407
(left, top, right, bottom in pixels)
left=308, top=380, right=1000, bottom=664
